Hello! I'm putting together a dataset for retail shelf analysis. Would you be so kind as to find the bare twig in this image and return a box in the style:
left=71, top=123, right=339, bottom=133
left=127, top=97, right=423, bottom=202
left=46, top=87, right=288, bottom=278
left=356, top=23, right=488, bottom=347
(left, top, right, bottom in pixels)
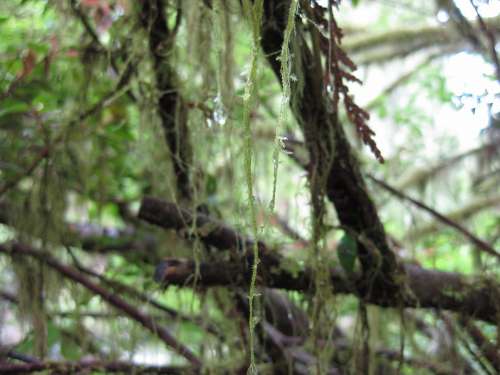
left=470, top=0, right=500, bottom=83
left=368, top=175, right=500, bottom=260
left=269, top=212, right=309, bottom=247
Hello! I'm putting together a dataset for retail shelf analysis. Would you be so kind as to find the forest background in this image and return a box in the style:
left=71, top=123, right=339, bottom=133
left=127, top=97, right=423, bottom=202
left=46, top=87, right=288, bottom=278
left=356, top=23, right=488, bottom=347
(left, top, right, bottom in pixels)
left=0, top=0, right=499, bottom=374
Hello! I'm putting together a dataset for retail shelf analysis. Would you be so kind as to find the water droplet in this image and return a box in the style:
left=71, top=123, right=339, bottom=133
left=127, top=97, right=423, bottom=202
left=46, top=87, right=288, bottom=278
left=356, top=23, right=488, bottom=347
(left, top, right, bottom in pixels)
left=213, top=95, right=227, bottom=126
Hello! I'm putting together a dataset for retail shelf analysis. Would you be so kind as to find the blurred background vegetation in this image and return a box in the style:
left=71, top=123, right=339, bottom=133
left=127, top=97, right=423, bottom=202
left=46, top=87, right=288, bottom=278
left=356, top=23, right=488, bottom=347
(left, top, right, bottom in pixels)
left=0, top=0, right=499, bottom=374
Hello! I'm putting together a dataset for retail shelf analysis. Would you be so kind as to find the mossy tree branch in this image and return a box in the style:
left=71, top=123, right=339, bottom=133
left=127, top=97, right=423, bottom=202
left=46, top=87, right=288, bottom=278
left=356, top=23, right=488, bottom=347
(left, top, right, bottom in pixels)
left=260, top=0, right=402, bottom=301
left=139, top=0, right=193, bottom=202
left=138, top=196, right=500, bottom=324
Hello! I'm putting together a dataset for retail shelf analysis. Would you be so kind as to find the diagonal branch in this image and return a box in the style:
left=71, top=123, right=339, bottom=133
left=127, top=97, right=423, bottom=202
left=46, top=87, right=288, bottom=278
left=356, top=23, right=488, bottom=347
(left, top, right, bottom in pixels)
left=0, top=243, right=202, bottom=367
left=260, top=0, right=402, bottom=301
left=405, top=194, right=500, bottom=239
left=68, top=250, right=222, bottom=338
left=139, top=196, right=263, bottom=253
left=470, top=0, right=500, bottom=83
left=368, top=175, right=500, bottom=260
left=459, top=316, right=500, bottom=372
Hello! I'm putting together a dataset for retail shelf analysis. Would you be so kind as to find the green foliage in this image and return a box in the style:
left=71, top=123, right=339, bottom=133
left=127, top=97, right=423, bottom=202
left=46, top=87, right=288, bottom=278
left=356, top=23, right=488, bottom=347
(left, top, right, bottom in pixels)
left=337, top=233, right=358, bottom=274
left=0, top=0, right=499, bottom=373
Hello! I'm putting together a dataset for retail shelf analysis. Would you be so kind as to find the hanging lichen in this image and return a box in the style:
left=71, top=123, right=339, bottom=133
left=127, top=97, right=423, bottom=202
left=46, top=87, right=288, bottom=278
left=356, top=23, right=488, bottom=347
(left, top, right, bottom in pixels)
left=269, top=0, right=299, bottom=213
left=240, top=0, right=263, bottom=372
left=212, top=0, right=236, bottom=113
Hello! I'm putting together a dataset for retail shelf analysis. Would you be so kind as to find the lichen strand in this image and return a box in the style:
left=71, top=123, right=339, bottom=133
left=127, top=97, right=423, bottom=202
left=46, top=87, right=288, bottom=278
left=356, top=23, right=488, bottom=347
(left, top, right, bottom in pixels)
left=269, top=0, right=299, bottom=212
left=241, top=0, right=264, bottom=372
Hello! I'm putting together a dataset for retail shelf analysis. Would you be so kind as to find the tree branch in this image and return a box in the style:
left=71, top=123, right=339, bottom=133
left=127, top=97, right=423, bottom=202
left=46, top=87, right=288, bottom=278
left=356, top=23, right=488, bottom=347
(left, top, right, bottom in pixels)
left=138, top=196, right=500, bottom=324
left=67, top=250, right=222, bottom=338
left=260, top=0, right=402, bottom=301
left=0, top=243, right=202, bottom=367
left=368, top=175, right=500, bottom=260
left=139, top=0, right=193, bottom=202
left=459, top=316, right=500, bottom=372
left=0, top=360, right=197, bottom=374
left=405, top=194, right=500, bottom=239
left=343, top=15, right=500, bottom=65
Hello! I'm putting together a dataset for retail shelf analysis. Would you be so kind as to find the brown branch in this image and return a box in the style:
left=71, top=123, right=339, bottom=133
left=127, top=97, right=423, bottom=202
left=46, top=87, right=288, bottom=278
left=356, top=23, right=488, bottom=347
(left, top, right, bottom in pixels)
left=139, top=0, right=193, bottom=202
left=261, top=0, right=402, bottom=301
left=139, top=196, right=262, bottom=253
left=138, top=196, right=500, bottom=324
left=67, top=250, right=222, bottom=338
left=0, top=243, right=202, bottom=367
left=0, top=348, right=41, bottom=365
left=146, top=256, right=500, bottom=325
left=69, top=0, right=137, bottom=101
left=368, top=175, right=500, bottom=260
left=459, top=316, right=500, bottom=372
left=0, top=360, right=197, bottom=374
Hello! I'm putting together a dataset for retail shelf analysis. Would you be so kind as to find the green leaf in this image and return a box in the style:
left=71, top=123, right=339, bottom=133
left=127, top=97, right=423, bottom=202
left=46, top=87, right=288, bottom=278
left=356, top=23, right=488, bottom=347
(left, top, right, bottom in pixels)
left=0, top=101, right=30, bottom=118
left=337, top=234, right=358, bottom=273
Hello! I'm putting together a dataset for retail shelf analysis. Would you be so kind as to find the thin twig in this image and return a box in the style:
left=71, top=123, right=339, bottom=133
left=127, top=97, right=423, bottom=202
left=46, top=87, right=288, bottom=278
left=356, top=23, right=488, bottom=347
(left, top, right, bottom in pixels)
left=368, top=175, right=500, bottom=260
left=470, top=0, right=500, bottom=83
left=66, top=248, right=222, bottom=338
left=69, top=0, right=137, bottom=101
left=0, top=243, right=202, bottom=367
